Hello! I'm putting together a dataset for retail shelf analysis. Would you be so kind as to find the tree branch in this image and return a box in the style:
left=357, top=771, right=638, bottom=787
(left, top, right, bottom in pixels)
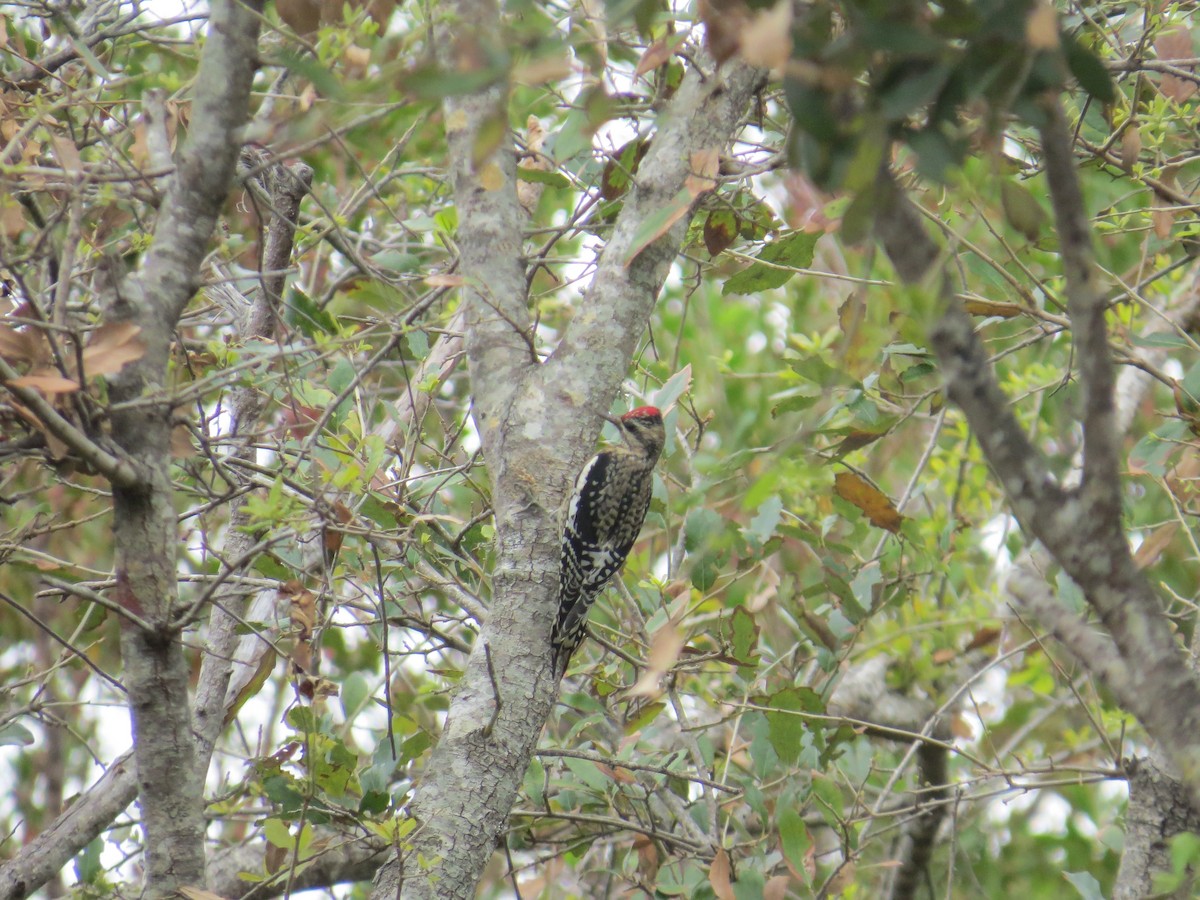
left=1037, top=94, right=1121, bottom=516
left=873, top=109, right=1200, bottom=812
left=0, top=354, right=139, bottom=488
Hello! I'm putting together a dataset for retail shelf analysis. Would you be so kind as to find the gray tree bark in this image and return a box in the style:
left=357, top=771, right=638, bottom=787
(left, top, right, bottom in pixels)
left=0, top=3, right=263, bottom=897
left=368, top=2, right=763, bottom=893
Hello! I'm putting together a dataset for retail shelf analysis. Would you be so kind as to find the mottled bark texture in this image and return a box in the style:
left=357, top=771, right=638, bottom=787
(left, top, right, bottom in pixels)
left=106, top=1, right=265, bottom=891
left=368, top=5, right=763, bottom=894
left=1114, top=753, right=1200, bottom=899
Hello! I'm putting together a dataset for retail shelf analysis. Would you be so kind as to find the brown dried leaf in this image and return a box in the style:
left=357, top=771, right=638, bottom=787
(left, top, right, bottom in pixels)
left=699, top=0, right=750, bottom=65
left=825, top=860, right=856, bottom=896
left=1156, top=27, right=1198, bottom=103
left=833, top=471, right=904, bottom=533
left=49, top=132, right=81, bottom=173
left=630, top=622, right=684, bottom=697
left=0, top=324, right=38, bottom=363
left=285, top=582, right=318, bottom=639
left=739, top=0, right=792, bottom=71
left=594, top=762, right=637, bottom=784
left=1152, top=204, right=1175, bottom=240
left=764, top=875, right=791, bottom=900
left=622, top=190, right=693, bottom=266
left=178, top=888, right=228, bottom=900
left=685, top=148, right=720, bottom=198
left=425, top=273, right=465, bottom=287
left=130, top=120, right=149, bottom=166
left=950, top=712, right=974, bottom=739
left=82, top=321, right=145, bottom=377
left=1134, top=522, right=1178, bottom=569
left=170, top=423, right=196, bottom=458
left=635, top=37, right=675, bottom=77
left=0, top=196, right=26, bottom=240
left=703, top=210, right=738, bottom=257
left=265, top=841, right=288, bottom=874
left=634, top=834, right=660, bottom=883
left=931, top=647, right=956, bottom=665
left=963, top=626, right=1001, bottom=652
left=1025, top=1, right=1059, bottom=50
left=324, top=500, right=354, bottom=557
left=512, top=54, right=572, bottom=85
left=709, top=848, right=736, bottom=900
left=7, top=400, right=69, bottom=458
left=1119, top=124, right=1142, bottom=172
left=7, top=372, right=81, bottom=394
left=276, top=0, right=321, bottom=33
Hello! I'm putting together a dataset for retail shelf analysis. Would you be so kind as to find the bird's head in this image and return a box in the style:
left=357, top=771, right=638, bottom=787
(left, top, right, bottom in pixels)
left=605, top=406, right=665, bottom=461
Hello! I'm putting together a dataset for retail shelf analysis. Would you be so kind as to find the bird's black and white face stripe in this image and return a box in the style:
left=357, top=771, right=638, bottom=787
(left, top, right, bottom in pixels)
left=617, top=408, right=665, bottom=459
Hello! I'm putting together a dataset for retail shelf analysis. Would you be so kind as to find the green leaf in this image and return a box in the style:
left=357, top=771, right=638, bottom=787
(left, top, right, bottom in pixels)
left=777, top=804, right=811, bottom=881
left=743, top=495, right=783, bottom=548
left=264, top=817, right=294, bottom=849
left=685, top=507, right=724, bottom=552
left=340, top=672, right=370, bottom=722
left=0, top=721, right=34, bottom=747
left=1063, top=870, right=1105, bottom=900
left=1064, top=36, right=1115, bottom=105
left=563, top=756, right=611, bottom=792
left=1000, top=179, right=1047, bottom=242
left=1130, top=419, right=1189, bottom=478
left=764, top=687, right=823, bottom=764
left=286, top=287, right=339, bottom=337
left=723, top=231, right=821, bottom=295
left=73, top=836, right=103, bottom=885
left=623, top=188, right=693, bottom=266
left=652, top=364, right=692, bottom=412
left=729, top=607, right=759, bottom=664
left=277, top=52, right=348, bottom=100
left=516, top=167, right=570, bottom=188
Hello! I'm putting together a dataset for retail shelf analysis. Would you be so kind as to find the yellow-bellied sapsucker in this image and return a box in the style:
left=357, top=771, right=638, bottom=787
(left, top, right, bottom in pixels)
left=552, top=406, right=665, bottom=676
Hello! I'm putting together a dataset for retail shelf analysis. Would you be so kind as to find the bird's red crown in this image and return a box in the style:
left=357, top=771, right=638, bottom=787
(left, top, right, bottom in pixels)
left=622, top=406, right=661, bottom=420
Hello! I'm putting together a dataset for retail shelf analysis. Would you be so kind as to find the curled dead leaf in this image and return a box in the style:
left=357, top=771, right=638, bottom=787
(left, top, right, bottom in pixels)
left=963, top=298, right=1023, bottom=318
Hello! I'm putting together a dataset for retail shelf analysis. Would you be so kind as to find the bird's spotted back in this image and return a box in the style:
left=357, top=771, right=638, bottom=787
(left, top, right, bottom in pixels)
left=552, top=407, right=665, bottom=675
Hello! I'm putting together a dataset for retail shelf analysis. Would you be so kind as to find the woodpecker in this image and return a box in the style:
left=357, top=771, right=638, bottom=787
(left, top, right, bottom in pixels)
left=553, top=406, right=666, bottom=676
